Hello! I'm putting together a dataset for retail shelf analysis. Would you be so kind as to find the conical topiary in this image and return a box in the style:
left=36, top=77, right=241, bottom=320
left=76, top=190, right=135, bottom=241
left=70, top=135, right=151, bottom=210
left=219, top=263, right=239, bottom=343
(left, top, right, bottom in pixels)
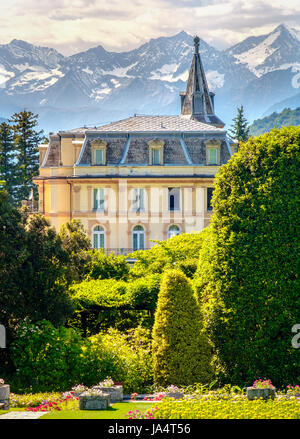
left=152, top=269, right=213, bottom=386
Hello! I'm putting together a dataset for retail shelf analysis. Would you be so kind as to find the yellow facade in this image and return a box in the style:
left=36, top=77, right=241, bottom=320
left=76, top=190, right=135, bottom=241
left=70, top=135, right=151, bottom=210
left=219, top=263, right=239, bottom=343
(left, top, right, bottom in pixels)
left=34, top=133, right=217, bottom=252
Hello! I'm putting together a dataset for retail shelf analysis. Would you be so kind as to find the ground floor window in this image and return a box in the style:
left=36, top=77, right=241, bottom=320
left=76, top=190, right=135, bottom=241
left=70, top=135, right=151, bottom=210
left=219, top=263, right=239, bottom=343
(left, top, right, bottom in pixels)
left=132, top=225, right=145, bottom=251
left=93, top=225, right=105, bottom=249
left=207, top=187, right=214, bottom=211
left=168, top=224, right=181, bottom=239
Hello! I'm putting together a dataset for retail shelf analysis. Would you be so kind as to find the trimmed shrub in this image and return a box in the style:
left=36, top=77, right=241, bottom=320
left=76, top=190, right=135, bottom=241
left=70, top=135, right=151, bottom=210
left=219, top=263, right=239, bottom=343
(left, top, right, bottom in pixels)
left=152, top=269, right=213, bottom=386
left=195, top=126, right=300, bottom=386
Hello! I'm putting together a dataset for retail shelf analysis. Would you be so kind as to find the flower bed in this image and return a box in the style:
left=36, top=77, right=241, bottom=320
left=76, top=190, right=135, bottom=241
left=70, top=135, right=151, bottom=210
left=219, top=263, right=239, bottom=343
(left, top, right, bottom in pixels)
left=149, top=398, right=300, bottom=419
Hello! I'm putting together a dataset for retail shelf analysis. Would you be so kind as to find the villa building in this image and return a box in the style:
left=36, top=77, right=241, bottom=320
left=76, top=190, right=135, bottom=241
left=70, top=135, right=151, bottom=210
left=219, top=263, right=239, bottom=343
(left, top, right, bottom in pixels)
left=33, top=36, right=233, bottom=254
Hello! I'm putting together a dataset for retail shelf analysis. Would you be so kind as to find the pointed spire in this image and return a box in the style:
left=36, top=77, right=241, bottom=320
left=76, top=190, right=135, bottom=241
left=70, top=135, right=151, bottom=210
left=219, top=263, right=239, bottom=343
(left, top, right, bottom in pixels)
left=180, top=36, right=224, bottom=128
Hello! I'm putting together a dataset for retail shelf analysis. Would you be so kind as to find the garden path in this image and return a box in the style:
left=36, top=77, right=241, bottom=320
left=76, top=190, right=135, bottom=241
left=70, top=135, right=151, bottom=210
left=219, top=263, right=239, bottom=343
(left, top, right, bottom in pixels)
left=0, top=411, right=48, bottom=419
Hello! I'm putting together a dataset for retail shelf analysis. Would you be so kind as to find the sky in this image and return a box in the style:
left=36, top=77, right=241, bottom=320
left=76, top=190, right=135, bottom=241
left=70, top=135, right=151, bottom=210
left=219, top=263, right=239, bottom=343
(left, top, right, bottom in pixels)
left=1, top=0, right=300, bottom=55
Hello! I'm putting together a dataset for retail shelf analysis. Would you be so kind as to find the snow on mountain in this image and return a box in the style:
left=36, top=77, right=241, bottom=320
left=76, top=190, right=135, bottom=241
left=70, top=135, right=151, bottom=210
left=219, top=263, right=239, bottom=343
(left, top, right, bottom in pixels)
left=0, top=25, right=299, bottom=132
left=228, top=24, right=300, bottom=77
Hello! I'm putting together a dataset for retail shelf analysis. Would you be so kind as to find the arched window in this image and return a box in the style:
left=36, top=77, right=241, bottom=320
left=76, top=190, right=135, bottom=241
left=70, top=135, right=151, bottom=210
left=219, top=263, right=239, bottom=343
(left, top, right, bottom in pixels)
left=168, top=224, right=181, bottom=239
left=93, top=225, right=105, bottom=249
left=132, top=225, right=145, bottom=251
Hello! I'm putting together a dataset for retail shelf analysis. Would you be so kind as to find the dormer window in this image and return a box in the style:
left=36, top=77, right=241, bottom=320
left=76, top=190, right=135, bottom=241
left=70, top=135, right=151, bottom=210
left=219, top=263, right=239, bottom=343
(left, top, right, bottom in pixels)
left=205, top=140, right=221, bottom=165
left=148, top=139, right=164, bottom=165
left=152, top=148, right=161, bottom=165
left=91, top=140, right=107, bottom=165
left=95, top=149, right=104, bottom=165
left=208, top=148, right=218, bottom=165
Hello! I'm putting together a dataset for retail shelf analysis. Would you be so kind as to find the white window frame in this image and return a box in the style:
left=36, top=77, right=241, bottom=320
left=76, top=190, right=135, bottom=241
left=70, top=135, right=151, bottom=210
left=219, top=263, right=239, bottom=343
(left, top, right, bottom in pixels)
left=168, top=187, right=181, bottom=211
left=92, top=225, right=105, bottom=249
left=132, top=225, right=145, bottom=251
left=93, top=188, right=106, bottom=211
left=167, top=224, right=181, bottom=239
left=132, top=188, right=145, bottom=212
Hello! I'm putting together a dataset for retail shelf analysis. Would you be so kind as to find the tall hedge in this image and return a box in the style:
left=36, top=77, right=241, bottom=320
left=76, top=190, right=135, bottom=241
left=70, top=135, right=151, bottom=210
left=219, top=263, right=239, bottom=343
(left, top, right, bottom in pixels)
left=195, top=126, right=300, bottom=386
left=152, top=269, right=213, bottom=386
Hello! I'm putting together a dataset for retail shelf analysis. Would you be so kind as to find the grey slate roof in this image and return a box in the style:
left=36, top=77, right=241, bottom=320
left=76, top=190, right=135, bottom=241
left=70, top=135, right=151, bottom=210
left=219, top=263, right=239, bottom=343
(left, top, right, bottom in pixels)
left=61, top=115, right=225, bottom=135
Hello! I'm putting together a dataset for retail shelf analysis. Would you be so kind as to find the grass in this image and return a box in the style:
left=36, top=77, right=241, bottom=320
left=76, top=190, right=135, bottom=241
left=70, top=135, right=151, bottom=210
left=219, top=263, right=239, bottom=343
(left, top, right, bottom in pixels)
left=40, top=402, right=155, bottom=419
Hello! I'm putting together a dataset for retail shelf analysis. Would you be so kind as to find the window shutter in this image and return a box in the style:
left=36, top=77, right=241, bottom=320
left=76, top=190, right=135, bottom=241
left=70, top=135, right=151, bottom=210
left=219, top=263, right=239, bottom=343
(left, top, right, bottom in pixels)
left=133, top=233, right=138, bottom=251
left=93, top=233, right=98, bottom=249
left=93, top=189, right=98, bottom=209
left=139, top=232, right=145, bottom=250
left=95, top=149, right=103, bottom=165
left=208, top=148, right=217, bottom=164
left=99, top=233, right=105, bottom=248
left=139, top=189, right=144, bottom=210
left=99, top=188, right=105, bottom=210
left=152, top=149, right=160, bottom=165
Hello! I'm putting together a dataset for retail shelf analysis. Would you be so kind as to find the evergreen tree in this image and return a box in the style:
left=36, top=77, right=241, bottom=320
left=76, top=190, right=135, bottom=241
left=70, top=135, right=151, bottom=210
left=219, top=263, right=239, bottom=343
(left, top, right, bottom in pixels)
left=0, top=122, right=15, bottom=200
left=152, top=269, right=213, bottom=386
left=9, top=111, right=44, bottom=204
left=229, top=105, right=250, bottom=143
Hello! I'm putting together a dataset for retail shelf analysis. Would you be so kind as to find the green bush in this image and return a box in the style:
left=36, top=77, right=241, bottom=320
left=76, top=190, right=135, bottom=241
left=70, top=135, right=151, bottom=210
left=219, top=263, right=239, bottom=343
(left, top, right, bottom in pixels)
left=152, top=269, right=214, bottom=386
left=9, top=320, right=153, bottom=394
left=80, top=327, right=153, bottom=393
left=130, top=232, right=207, bottom=278
left=10, top=320, right=83, bottom=392
left=176, top=258, right=198, bottom=279
left=195, top=126, right=300, bottom=386
left=84, top=250, right=130, bottom=281
left=69, top=273, right=161, bottom=311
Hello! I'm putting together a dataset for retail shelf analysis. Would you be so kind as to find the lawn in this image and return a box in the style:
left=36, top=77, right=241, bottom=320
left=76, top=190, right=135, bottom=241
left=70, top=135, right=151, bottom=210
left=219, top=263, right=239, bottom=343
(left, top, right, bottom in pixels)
left=40, top=402, right=155, bottom=419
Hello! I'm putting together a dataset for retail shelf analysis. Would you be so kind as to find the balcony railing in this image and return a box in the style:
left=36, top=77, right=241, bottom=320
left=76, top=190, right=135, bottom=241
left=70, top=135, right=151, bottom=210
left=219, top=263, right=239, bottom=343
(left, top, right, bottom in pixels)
left=21, top=200, right=39, bottom=212
left=100, top=248, right=150, bottom=256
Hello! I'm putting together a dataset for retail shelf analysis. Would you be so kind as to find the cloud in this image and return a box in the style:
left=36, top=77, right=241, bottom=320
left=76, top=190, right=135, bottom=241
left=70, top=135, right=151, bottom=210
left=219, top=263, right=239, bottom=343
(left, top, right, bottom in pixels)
left=0, top=0, right=299, bottom=55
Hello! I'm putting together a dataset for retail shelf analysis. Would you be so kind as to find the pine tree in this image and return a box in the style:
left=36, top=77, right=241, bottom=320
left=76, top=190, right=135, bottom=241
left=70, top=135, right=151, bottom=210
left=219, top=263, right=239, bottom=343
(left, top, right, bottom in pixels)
left=0, top=122, right=16, bottom=200
left=229, top=105, right=250, bottom=143
left=9, top=111, right=44, bottom=204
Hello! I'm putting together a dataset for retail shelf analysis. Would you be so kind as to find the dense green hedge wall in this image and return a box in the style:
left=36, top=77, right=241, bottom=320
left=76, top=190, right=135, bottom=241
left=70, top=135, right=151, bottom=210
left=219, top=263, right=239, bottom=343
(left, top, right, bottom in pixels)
left=194, top=126, right=300, bottom=386
left=69, top=273, right=161, bottom=310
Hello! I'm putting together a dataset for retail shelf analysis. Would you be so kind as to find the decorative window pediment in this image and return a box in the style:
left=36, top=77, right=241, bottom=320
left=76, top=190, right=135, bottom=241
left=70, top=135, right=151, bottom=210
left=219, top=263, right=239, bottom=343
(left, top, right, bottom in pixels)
left=91, top=140, right=107, bottom=165
left=148, top=139, right=164, bottom=165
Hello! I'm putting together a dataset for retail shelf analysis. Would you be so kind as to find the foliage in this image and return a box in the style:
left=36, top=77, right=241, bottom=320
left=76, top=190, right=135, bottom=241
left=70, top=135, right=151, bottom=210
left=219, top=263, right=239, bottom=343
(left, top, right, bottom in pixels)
left=9, top=110, right=44, bottom=203
left=0, top=122, right=16, bottom=201
left=59, top=219, right=91, bottom=283
left=250, top=107, right=300, bottom=136
left=152, top=269, right=213, bottom=386
left=194, top=126, right=300, bottom=387
left=152, top=398, right=300, bottom=419
left=9, top=320, right=153, bottom=394
left=0, top=203, right=74, bottom=333
left=59, top=220, right=129, bottom=283
left=10, top=320, right=83, bottom=393
left=10, top=391, right=71, bottom=408
left=228, top=105, right=250, bottom=143
left=69, top=273, right=161, bottom=311
left=84, top=250, right=130, bottom=282
left=67, top=309, right=153, bottom=336
left=130, top=231, right=207, bottom=278
left=80, top=327, right=153, bottom=393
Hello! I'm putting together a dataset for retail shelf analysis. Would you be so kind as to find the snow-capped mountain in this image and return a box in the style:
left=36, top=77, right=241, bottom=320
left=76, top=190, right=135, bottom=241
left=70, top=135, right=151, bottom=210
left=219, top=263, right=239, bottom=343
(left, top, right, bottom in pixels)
left=0, top=24, right=299, bottom=133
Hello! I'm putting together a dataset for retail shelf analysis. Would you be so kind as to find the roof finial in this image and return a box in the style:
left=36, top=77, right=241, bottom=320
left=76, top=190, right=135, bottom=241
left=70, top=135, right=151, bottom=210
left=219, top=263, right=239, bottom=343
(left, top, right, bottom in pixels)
left=193, top=35, right=200, bottom=54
